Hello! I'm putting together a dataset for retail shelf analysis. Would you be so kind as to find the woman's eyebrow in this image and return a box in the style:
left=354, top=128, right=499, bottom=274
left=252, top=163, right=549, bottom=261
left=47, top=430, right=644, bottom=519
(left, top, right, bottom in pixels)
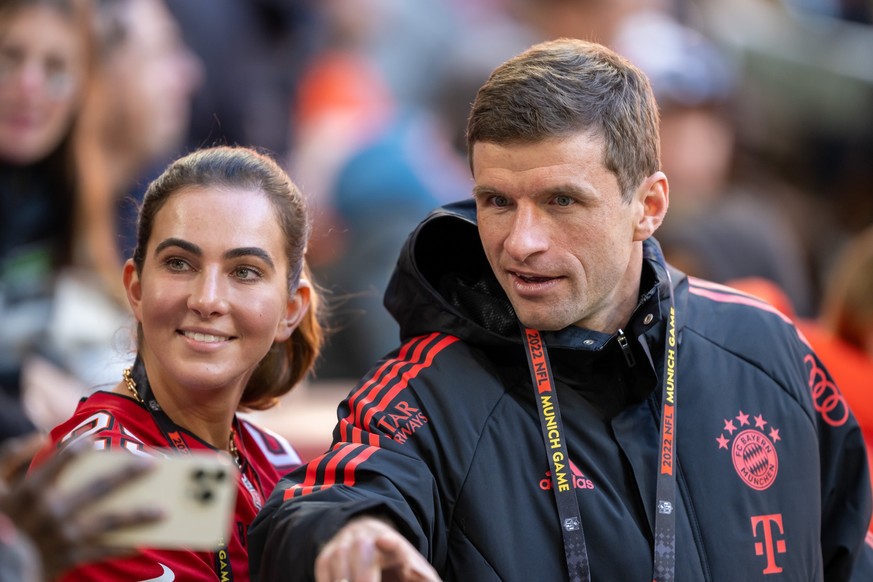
left=153, top=239, right=276, bottom=270
left=154, top=237, right=200, bottom=256
left=224, top=247, right=276, bottom=270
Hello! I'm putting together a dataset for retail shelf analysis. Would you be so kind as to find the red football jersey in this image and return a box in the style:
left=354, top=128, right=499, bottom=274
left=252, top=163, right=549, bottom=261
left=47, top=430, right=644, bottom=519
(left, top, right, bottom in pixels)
left=31, top=391, right=301, bottom=582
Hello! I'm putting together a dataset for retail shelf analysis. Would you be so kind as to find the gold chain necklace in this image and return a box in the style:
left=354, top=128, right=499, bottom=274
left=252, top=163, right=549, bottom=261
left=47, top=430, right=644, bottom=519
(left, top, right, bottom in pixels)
left=122, top=367, right=240, bottom=465
left=123, top=366, right=143, bottom=403
left=228, top=427, right=239, bottom=464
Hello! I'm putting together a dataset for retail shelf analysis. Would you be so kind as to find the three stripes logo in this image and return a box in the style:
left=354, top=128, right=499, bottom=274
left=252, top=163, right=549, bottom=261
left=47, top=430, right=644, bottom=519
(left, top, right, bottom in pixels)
left=285, top=333, right=458, bottom=500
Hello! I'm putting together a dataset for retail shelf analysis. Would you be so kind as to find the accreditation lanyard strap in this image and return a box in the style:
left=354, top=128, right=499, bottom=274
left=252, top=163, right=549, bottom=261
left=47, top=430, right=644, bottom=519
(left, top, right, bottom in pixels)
left=521, top=314, right=678, bottom=582
left=522, top=327, right=590, bottom=582
left=652, top=303, right=678, bottom=582
left=131, top=363, right=237, bottom=582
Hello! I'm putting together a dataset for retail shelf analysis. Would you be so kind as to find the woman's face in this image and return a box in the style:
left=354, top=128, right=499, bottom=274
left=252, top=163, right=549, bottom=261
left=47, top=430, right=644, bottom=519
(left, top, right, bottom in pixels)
left=123, top=186, right=308, bottom=398
left=0, top=4, right=86, bottom=164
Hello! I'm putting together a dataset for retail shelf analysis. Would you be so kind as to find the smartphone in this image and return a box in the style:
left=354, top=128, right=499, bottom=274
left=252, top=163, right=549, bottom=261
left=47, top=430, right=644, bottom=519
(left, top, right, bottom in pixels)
left=54, top=448, right=239, bottom=550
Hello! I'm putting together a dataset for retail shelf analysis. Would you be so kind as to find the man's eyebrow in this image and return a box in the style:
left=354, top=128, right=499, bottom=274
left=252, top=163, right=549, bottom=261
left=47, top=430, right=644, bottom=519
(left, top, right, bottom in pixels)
left=154, top=238, right=200, bottom=256
left=472, top=184, right=596, bottom=200
left=472, top=186, right=501, bottom=199
left=544, top=183, right=597, bottom=199
left=224, top=247, right=276, bottom=270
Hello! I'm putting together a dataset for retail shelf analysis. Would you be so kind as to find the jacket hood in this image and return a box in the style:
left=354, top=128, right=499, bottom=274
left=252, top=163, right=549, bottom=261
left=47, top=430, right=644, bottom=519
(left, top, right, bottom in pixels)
left=384, top=199, right=682, bottom=350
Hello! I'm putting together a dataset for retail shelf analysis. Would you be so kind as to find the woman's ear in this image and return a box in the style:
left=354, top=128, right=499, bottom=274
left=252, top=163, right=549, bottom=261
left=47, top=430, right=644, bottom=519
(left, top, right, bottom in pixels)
left=633, top=171, right=669, bottom=242
left=275, top=279, right=311, bottom=343
left=123, top=259, right=144, bottom=323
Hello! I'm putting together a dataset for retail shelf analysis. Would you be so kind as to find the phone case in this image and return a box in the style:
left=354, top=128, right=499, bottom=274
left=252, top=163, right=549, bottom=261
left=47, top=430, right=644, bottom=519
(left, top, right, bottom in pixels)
left=55, top=448, right=239, bottom=550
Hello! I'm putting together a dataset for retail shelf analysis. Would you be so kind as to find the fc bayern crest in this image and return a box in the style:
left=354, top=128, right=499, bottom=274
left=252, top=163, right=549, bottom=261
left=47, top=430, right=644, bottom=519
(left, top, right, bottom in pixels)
left=716, top=410, right=781, bottom=491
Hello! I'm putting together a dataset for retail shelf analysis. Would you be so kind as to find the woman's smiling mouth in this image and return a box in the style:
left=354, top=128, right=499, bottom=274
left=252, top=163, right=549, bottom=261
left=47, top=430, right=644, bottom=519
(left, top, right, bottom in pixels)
left=180, top=330, right=231, bottom=343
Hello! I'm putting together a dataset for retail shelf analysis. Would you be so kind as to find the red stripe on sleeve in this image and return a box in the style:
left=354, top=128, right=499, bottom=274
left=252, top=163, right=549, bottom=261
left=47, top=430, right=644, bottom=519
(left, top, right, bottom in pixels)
left=320, top=442, right=360, bottom=489
left=284, top=451, right=330, bottom=500
left=345, top=333, right=456, bottom=431
left=351, top=334, right=436, bottom=423
left=283, top=443, right=381, bottom=498
left=342, top=445, right=380, bottom=487
left=346, top=335, right=431, bottom=426
left=362, top=334, right=459, bottom=427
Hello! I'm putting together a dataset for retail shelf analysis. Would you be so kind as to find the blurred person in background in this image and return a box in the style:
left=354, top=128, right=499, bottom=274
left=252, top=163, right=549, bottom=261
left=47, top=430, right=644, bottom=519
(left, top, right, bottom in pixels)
left=800, top=224, right=873, bottom=532
left=17, top=0, right=203, bottom=434
left=615, top=9, right=819, bottom=317
left=89, top=0, right=202, bottom=263
left=818, top=224, right=873, bottom=367
left=0, top=0, right=97, bottom=443
left=811, top=225, right=873, bottom=529
left=687, top=0, right=873, bottom=301
left=292, top=0, right=473, bottom=379
left=166, top=0, right=317, bottom=160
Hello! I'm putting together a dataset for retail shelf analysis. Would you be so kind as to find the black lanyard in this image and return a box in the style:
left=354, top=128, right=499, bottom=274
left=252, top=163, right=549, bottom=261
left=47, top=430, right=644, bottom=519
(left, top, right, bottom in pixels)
left=653, top=302, right=678, bottom=582
left=522, top=327, right=590, bottom=582
left=521, top=295, right=678, bottom=581
left=130, top=361, right=237, bottom=582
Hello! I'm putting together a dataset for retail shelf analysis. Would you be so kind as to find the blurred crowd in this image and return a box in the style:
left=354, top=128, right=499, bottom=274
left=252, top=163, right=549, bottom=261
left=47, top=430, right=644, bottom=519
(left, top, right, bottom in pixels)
left=1, top=0, right=873, bottom=574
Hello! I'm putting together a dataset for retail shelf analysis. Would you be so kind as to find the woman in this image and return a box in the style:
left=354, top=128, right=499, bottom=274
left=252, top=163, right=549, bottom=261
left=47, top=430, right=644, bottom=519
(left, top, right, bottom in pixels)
left=0, top=0, right=95, bottom=437
left=31, top=145, right=324, bottom=581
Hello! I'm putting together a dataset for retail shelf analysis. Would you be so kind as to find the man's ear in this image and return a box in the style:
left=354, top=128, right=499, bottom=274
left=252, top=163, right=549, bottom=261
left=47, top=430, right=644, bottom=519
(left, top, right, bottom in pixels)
left=633, top=171, right=669, bottom=242
left=275, top=279, right=311, bottom=343
left=123, top=259, right=144, bottom=323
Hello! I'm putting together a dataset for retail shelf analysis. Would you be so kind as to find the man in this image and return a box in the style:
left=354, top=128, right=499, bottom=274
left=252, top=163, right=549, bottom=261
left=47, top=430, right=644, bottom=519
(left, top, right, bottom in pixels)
left=249, top=38, right=873, bottom=581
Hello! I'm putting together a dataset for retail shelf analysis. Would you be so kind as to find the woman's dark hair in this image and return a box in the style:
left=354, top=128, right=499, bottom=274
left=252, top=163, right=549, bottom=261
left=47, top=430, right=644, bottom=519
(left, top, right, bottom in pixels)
left=132, top=145, right=324, bottom=410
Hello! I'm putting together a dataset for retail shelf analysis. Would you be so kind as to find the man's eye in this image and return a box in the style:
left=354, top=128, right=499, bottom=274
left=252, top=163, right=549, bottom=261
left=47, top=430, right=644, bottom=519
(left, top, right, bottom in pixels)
left=553, top=195, right=574, bottom=207
left=492, top=196, right=510, bottom=208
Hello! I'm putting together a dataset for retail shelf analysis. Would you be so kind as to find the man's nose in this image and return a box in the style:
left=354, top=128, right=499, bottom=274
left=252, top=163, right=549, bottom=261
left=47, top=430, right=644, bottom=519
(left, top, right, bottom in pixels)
left=503, top=205, right=549, bottom=262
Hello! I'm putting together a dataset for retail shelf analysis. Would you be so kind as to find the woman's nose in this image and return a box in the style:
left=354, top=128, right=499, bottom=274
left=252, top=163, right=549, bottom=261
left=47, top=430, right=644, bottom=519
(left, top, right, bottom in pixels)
left=187, top=269, right=229, bottom=317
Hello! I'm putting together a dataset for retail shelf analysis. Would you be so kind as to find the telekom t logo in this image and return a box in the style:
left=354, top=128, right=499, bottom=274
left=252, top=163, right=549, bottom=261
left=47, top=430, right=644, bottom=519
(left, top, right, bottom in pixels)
left=751, top=514, right=787, bottom=574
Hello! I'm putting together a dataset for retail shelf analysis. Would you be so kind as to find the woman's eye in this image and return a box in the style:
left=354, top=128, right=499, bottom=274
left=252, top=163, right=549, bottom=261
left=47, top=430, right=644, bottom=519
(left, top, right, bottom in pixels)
left=234, top=266, right=262, bottom=280
left=166, top=258, right=189, bottom=271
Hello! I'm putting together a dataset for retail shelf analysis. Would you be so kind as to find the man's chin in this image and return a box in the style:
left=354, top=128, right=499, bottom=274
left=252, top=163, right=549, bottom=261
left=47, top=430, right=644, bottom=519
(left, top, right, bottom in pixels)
left=515, top=312, right=567, bottom=332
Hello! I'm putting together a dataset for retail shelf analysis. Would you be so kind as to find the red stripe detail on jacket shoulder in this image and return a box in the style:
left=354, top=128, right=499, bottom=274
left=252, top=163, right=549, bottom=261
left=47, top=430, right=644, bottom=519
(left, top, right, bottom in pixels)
left=283, top=443, right=380, bottom=499
left=688, top=278, right=811, bottom=349
left=341, top=333, right=459, bottom=441
left=339, top=418, right=382, bottom=446
left=689, top=278, right=793, bottom=325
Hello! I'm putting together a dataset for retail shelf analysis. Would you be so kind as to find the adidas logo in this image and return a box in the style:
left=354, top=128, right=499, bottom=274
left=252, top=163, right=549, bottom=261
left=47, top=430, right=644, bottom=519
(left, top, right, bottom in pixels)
left=539, top=459, right=594, bottom=491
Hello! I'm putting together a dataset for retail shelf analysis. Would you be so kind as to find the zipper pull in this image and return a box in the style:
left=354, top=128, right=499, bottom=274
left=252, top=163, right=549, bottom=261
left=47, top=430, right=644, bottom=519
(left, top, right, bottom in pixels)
left=616, top=329, right=636, bottom=367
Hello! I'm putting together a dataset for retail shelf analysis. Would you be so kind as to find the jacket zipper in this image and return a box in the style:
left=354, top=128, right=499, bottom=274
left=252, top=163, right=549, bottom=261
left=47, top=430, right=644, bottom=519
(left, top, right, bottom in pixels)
left=617, top=329, right=636, bottom=367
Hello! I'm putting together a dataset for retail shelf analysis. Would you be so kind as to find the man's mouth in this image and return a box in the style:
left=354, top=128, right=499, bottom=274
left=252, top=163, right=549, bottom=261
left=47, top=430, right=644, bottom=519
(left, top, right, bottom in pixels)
left=513, top=271, right=556, bottom=284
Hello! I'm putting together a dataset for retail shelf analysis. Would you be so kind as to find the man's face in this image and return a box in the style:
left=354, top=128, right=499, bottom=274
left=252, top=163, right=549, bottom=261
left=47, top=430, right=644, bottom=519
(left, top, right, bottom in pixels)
left=473, top=132, right=653, bottom=333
